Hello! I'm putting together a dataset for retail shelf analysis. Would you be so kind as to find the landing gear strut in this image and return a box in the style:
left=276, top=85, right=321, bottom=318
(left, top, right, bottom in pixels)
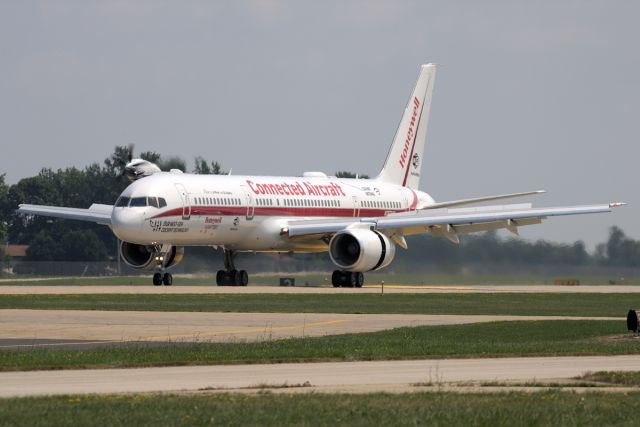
left=331, top=270, right=364, bottom=288
left=216, top=249, right=249, bottom=286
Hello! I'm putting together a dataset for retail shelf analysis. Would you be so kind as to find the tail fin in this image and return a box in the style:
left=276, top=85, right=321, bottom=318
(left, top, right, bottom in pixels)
left=376, top=63, right=436, bottom=189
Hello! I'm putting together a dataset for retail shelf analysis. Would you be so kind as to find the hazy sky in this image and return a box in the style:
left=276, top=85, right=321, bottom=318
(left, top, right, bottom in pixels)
left=0, top=1, right=637, bottom=248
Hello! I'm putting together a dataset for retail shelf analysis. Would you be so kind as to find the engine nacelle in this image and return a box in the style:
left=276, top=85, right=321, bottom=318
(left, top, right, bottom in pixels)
left=124, top=159, right=161, bottom=181
left=329, top=229, right=396, bottom=272
left=119, top=242, right=184, bottom=270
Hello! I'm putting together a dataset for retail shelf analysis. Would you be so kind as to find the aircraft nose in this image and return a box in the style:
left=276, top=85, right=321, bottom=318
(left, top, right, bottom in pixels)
left=111, top=208, right=144, bottom=243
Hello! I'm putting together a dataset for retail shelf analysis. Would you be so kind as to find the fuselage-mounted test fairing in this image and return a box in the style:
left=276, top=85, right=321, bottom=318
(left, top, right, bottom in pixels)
left=18, top=64, right=625, bottom=287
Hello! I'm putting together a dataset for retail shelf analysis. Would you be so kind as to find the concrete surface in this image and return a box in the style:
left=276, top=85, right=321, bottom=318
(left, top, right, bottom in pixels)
left=0, top=309, right=620, bottom=348
left=2, top=355, right=640, bottom=397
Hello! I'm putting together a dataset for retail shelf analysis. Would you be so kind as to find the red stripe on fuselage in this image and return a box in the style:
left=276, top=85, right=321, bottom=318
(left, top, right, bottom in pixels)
left=151, top=205, right=413, bottom=220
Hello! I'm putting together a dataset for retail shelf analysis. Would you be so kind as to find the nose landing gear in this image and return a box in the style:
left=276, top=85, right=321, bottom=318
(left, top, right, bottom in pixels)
left=150, top=245, right=174, bottom=286
left=331, top=270, right=364, bottom=288
left=152, top=272, right=173, bottom=286
left=216, top=249, right=249, bottom=286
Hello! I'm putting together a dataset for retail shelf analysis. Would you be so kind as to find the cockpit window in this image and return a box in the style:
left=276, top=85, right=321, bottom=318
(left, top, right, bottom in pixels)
left=129, top=197, right=147, bottom=207
left=158, top=198, right=167, bottom=208
left=115, top=196, right=130, bottom=207
left=147, top=197, right=159, bottom=208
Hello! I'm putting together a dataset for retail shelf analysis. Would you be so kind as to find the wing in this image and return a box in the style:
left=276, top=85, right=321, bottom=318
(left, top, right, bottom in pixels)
left=17, top=204, right=113, bottom=225
left=285, top=202, right=624, bottom=245
left=423, top=190, right=545, bottom=209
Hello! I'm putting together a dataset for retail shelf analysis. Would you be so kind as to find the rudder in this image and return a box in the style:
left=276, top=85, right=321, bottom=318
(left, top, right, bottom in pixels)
left=376, top=64, right=436, bottom=189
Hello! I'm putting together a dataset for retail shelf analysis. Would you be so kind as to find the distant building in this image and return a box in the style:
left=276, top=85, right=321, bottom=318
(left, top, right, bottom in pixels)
left=5, top=245, right=28, bottom=258
left=2, top=245, right=29, bottom=274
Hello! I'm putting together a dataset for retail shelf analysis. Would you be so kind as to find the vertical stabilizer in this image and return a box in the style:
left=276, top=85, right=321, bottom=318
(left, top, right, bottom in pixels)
left=376, top=64, right=436, bottom=189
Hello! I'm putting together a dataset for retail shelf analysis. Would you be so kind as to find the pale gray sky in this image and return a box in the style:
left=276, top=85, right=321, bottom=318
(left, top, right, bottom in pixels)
left=0, top=1, right=637, bottom=248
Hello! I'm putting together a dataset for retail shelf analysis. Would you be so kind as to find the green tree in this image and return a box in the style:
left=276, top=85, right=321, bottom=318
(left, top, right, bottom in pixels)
left=60, top=229, right=109, bottom=261
left=139, top=151, right=161, bottom=164
left=601, top=226, right=640, bottom=267
left=25, top=231, right=64, bottom=261
left=193, top=157, right=225, bottom=175
left=158, top=156, right=186, bottom=172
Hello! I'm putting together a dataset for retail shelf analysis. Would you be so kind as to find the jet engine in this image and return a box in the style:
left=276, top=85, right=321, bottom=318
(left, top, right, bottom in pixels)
left=124, top=159, right=162, bottom=181
left=329, top=229, right=396, bottom=272
left=119, top=241, right=184, bottom=270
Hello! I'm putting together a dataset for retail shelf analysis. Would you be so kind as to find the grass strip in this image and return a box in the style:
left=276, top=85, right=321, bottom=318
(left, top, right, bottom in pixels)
left=0, top=293, right=639, bottom=316
left=1, top=391, right=640, bottom=426
left=0, top=321, right=637, bottom=372
left=577, top=371, right=640, bottom=386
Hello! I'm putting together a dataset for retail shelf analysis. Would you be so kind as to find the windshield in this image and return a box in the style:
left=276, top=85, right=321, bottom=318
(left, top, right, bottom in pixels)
left=117, top=196, right=167, bottom=208
left=115, top=196, right=130, bottom=207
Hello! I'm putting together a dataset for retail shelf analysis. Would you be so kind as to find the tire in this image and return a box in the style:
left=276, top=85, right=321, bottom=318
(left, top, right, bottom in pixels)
left=152, top=273, right=163, bottom=286
left=232, top=270, right=243, bottom=286
left=355, top=272, right=364, bottom=288
left=216, top=270, right=225, bottom=286
left=331, top=270, right=341, bottom=287
left=163, top=273, right=173, bottom=286
left=349, top=272, right=358, bottom=288
left=239, top=270, right=249, bottom=286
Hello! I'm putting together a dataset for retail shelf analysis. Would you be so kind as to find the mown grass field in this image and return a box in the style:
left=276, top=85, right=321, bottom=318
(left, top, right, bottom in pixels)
left=1, top=391, right=639, bottom=427
left=1, top=292, right=638, bottom=316
left=2, top=272, right=637, bottom=286
left=1, top=321, right=637, bottom=371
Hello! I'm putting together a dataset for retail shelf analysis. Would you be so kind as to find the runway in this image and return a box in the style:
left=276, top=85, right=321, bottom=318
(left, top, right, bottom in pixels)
left=1, top=284, right=639, bottom=294
left=2, top=355, right=639, bottom=397
left=0, top=309, right=620, bottom=348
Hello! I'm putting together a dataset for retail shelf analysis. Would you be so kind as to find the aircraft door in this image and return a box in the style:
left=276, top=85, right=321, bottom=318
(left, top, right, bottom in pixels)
left=352, top=195, right=360, bottom=217
left=241, top=185, right=255, bottom=221
left=174, top=183, right=191, bottom=220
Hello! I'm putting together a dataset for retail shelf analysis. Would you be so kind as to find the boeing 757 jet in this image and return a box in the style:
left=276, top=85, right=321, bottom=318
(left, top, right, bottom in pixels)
left=18, top=64, right=624, bottom=286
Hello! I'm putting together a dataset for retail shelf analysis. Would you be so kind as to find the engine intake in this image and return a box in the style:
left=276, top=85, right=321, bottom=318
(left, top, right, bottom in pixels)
left=329, top=229, right=395, bottom=272
left=119, top=242, right=184, bottom=270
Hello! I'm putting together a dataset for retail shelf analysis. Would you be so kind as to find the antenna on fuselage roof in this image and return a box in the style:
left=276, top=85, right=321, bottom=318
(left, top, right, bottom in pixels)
left=228, top=168, right=232, bottom=175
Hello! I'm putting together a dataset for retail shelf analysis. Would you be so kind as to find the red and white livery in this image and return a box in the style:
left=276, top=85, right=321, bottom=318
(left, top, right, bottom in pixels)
left=18, top=64, right=624, bottom=286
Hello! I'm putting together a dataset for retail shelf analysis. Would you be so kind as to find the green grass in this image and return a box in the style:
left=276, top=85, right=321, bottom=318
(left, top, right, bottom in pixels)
left=0, top=292, right=638, bottom=316
left=1, top=391, right=640, bottom=426
left=2, top=272, right=638, bottom=286
left=578, top=371, right=640, bottom=386
left=0, top=321, right=637, bottom=372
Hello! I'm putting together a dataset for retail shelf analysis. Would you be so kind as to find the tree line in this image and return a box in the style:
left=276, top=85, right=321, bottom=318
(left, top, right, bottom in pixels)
left=0, top=147, right=637, bottom=268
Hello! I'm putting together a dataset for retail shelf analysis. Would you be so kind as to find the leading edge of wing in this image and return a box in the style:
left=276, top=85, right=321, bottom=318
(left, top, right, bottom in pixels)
left=423, top=190, right=545, bottom=209
left=285, top=202, right=624, bottom=237
left=17, top=204, right=113, bottom=225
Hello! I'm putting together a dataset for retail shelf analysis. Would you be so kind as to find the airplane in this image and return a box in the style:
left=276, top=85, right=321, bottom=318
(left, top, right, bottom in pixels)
left=17, top=64, right=625, bottom=287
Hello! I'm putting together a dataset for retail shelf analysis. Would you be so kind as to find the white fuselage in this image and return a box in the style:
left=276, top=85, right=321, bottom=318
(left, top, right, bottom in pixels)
left=111, top=172, right=434, bottom=252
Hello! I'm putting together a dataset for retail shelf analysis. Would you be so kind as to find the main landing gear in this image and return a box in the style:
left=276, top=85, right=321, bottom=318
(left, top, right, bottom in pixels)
left=216, top=249, right=249, bottom=286
left=332, top=270, right=364, bottom=288
left=152, top=272, right=173, bottom=286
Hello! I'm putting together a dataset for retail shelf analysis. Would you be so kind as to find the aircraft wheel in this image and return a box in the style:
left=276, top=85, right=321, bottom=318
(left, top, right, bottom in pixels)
left=346, top=272, right=357, bottom=288
left=216, top=270, right=225, bottom=286
left=152, top=273, right=163, bottom=286
left=163, top=273, right=173, bottom=286
left=239, top=270, right=249, bottom=286
left=331, top=270, right=341, bottom=287
left=355, top=272, right=364, bottom=288
left=230, top=270, right=241, bottom=286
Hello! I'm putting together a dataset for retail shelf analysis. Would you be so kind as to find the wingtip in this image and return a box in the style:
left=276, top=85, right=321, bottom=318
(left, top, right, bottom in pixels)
left=609, top=202, right=627, bottom=208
